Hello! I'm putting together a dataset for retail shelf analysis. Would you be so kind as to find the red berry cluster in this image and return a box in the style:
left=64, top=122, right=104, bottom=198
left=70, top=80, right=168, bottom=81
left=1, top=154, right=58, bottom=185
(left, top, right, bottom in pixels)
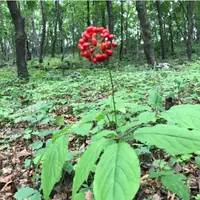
left=78, top=26, right=118, bottom=64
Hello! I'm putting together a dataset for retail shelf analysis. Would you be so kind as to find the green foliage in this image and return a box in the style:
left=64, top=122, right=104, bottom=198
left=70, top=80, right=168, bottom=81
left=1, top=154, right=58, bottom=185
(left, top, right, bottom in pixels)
left=14, top=187, right=41, bottom=200
left=150, top=170, right=189, bottom=200
left=72, top=139, right=110, bottom=197
left=93, top=142, right=140, bottom=200
left=41, top=135, right=69, bottom=200
left=161, top=174, right=189, bottom=200
left=1, top=59, right=200, bottom=200
left=134, top=125, right=200, bottom=154
left=161, top=104, right=200, bottom=131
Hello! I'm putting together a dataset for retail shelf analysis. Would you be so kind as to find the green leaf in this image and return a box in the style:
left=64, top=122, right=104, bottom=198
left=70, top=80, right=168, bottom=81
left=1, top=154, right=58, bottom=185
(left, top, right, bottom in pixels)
left=72, top=139, right=109, bottom=198
left=93, top=142, right=140, bottom=200
left=55, top=116, right=65, bottom=126
left=29, top=191, right=42, bottom=200
left=134, top=125, right=200, bottom=154
left=24, top=159, right=31, bottom=168
left=29, top=140, right=43, bottom=149
left=161, top=174, right=189, bottom=200
left=195, top=157, right=200, bottom=168
left=137, top=111, right=156, bottom=124
left=91, top=130, right=117, bottom=142
left=148, top=90, right=163, bottom=109
left=74, top=193, right=85, bottom=200
left=0, top=144, right=9, bottom=151
left=161, top=104, right=200, bottom=131
left=72, top=122, right=93, bottom=136
left=14, top=187, right=38, bottom=200
left=149, top=170, right=174, bottom=178
left=42, top=135, right=68, bottom=200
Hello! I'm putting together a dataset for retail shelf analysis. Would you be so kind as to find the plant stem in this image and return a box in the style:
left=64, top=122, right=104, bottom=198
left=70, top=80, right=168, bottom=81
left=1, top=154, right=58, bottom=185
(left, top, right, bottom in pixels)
left=108, top=66, right=118, bottom=129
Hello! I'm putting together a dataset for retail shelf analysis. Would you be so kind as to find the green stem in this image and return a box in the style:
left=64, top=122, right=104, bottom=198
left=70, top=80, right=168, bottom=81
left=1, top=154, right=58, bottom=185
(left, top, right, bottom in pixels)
left=108, top=66, right=118, bottom=129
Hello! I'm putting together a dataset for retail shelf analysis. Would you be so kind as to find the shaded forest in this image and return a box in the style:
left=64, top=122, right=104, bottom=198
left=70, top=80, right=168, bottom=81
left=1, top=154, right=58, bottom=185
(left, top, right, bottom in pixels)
left=1, top=1, right=200, bottom=200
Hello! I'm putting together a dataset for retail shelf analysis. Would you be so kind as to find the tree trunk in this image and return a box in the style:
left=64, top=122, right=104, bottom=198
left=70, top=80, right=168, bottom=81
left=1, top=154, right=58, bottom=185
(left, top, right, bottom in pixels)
left=93, top=0, right=98, bottom=26
left=106, top=0, right=114, bottom=33
left=39, top=0, right=46, bottom=63
left=155, top=0, right=166, bottom=59
left=26, top=39, right=31, bottom=60
left=72, top=7, right=75, bottom=58
left=101, top=1, right=106, bottom=28
left=186, top=1, right=193, bottom=60
left=7, top=1, right=28, bottom=78
left=119, top=1, right=124, bottom=60
left=136, top=0, right=156, bottom=66
left=57, top=1, right=63, bottom=55
left=0, top=2, right=4, bottom=62
left=87, top=0, right=90, bottom=26
left=197, top=28, right=200, bottom=41
left=169, top=13, right=174, bottom=53
left=125, top=3, right=130, bottom=54
left=51, top=0, right=58, bottom=57
left=31, top=17, right=38, bottom=58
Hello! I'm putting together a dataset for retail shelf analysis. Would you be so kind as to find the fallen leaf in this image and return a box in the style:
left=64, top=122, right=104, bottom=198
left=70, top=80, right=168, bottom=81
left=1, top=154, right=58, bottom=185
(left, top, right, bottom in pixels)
left=0, top=174, right=13, bottom=183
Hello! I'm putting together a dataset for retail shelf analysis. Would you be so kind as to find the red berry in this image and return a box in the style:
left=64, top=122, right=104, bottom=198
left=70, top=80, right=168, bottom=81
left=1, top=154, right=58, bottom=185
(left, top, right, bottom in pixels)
left=93, top=58, right=97, bottom=64
left=92, top=33, right=97, bottom=38
left=82, top=42, right=90, bottom=48
left=92, top=27, right=97, bottom=33
left=90, top=48, right=95, bottom=53
left=78, top=44, right=84, bottom=51
left=112, top=42, right=118, bottom=48
left=106, top=49, right=113, bottom=56
left=103, top=32, right=109, bottom=38
left=86, top=26, right=94, bottom=33
left=102, top=29, right=109, bottom=34
left=108, top=34, right=114, bottom=40
left=101, top=43, right=107, bottom=51
left=95, top=54, right=103, bottom=61
left=83, top=31, right=91, bottom=39
left=79, top=39, right=85, bottom=44
left=106, top=41, right=112, bottom=47
left=100, top=33, right=104, bottom=38
left=83, top=51, right=90, bottom=58
left=102, top=53, right=108, bottom=60
left=91, top=38, right=97, bottom=46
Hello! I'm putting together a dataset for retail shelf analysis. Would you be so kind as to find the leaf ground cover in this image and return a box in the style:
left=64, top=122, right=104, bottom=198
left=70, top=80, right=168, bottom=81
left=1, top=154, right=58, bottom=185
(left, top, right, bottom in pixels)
left=0, top=58, right=200, bottom=200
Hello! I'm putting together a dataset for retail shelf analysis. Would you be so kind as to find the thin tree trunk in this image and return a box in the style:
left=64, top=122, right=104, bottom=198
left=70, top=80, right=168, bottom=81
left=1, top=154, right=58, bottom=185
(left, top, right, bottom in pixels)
left=197, top=28, right=200, bottom=41
left=186, top=1, right=193, bottom=60
left=93, top=0, right=98, bottom=26
left=106, top=0, right=114, bottom=33
left=59, top=17, right=63, bottom=56
left=169, top=13, right=174, bottom=53
left=87, top=0, right=90, bottom=26
left=26, top=39, right=31, bottom=60
left=136, top=0, right=156, bottom=66
left=119, top=1, right=124, bottom=60
left=39, top=0, right=46, bottom=63
left=51, top=0, right=58, bottom=57
left=0, top=1, right=4, bottom=62
left=31, top=17, right=38, bottom=57
left=57, top=0, right=63, bottom=55
left=72, top=7, right=75, bottom=58
left=7, top=1, right=28, bottom=78
left=125, top=3, right=130, bottom=54
left=155, top=0, right=166, bottom=59
left=101, top=1, right=106, bottom=28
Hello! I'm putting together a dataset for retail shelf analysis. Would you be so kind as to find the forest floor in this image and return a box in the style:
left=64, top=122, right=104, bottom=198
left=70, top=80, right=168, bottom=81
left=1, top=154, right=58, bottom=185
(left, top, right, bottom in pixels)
left=0, top=57, right=200, bottom=200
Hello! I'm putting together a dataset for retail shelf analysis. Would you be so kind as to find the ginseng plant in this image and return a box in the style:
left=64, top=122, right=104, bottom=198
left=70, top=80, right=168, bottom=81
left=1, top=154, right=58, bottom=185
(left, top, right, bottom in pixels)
left=41, top=26, right=200, bottom=200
